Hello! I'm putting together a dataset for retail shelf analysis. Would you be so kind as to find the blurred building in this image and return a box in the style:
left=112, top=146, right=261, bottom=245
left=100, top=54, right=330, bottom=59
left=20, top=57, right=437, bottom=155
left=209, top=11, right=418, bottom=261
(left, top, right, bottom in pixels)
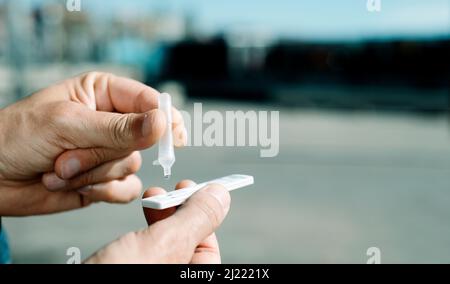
left=0, top=1, right=193, bottom=107
left=0, top=1, right=448, bottom=111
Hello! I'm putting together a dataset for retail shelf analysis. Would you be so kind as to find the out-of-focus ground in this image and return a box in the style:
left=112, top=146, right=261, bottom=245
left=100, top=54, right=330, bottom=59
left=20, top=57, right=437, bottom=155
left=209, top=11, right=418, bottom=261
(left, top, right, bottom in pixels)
left=4, top=100, right=450, bottom=264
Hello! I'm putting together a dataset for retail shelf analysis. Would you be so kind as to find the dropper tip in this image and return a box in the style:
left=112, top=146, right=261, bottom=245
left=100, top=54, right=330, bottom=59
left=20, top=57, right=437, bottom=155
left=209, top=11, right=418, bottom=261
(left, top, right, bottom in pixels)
left=163, top=167, right=171, bottom=180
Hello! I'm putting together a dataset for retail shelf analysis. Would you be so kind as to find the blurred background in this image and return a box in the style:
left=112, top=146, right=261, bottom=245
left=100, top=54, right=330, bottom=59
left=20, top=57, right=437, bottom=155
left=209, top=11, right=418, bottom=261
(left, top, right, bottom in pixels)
left=1, top=0, right=450, bottom=263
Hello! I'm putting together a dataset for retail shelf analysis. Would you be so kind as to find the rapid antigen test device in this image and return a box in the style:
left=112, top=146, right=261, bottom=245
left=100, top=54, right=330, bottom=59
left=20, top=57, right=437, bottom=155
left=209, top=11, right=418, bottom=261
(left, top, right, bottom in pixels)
left=142, top=175, right=254, bottom=210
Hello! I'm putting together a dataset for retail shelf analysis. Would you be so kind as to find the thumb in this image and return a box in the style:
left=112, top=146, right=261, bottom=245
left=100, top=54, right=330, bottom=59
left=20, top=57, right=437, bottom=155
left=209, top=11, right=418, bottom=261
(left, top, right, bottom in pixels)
left=77, top=109, right=166, bottom=150
left=145, top=185, right=231, bottom=263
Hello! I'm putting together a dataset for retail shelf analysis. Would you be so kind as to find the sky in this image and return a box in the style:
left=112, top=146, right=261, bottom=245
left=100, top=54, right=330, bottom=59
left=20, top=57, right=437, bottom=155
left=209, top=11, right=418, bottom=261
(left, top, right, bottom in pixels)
left=9, top=0, right=450, bottom=40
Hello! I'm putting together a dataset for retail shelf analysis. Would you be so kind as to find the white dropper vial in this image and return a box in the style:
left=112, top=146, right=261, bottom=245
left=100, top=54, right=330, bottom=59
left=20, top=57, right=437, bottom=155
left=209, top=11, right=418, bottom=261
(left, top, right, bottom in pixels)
left=153, top=93, right=175, bottom=179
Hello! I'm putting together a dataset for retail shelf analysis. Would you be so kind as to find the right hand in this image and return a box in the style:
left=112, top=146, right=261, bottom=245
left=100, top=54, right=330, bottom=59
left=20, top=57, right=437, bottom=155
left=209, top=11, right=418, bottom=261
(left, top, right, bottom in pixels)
left=85, top=181, right=231, bottom=264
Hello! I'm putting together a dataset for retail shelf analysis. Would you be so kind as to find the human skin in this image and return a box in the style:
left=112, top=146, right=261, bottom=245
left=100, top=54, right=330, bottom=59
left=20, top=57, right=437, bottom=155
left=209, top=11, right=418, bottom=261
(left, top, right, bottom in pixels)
left=0, top=72, right=230, bottom=264
left=85, top=180, right=231, bottom=264
left=0, top=72, right=187, bottom=216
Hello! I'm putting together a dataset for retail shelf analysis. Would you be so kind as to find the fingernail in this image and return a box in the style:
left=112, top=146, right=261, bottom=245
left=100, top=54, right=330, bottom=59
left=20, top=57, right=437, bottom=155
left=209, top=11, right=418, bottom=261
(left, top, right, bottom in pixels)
left=142, top=110, right=165, bottom=138
left=44, top=174, right=67, bottom=191
left=62, top=158, right=81, bottom=179
left=141, top=113, right=152, bottom=137
left=204, top=185, right=231, bottom=211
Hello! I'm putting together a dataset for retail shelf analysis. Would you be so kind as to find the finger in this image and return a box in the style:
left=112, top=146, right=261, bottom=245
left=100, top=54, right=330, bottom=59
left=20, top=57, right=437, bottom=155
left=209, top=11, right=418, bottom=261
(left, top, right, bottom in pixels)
left=61, top=107, right=167, bottom=150
left=173, top=123, right=188, bottom=148
left=191, top=234, right=221, bottom=264
left=89, top=72, right=187, bottom=146
left=77, top=175, right=142, bottom=204
left=142, top=188, right=176, bottom=225
left=0, top=183, right=91, bottom=217
left=84, top=72, right=160, bottom=113
left=54, top=148, right=132, bottom=180
left=55, top=110, right=184, bottom=180
left=56, top=73, right=186, bottom=150
left=146, top=184, right=231, bottom=261
left=171, top=107, right=184, bottom=130
left=175, top=180, right=221, bottom=264
left=174, top=180, right=197, bottom=190
left=86, top=73, right=185, bottom=129
left=143, top=180, right=196, bottom=225
left=169, top=181, right=221, bottom=264
left=91, top=108, right=183, bottom=150
left=43, top=152, right=142, bottom=192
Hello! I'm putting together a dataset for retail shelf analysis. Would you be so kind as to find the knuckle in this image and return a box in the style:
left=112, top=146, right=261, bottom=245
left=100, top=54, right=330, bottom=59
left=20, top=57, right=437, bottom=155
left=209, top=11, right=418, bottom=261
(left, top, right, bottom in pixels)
left=79, top=72, right=97, bottom=89
left=191, top=196, right=222, bottom=232
left=134, top=228, right=168, bottom=262
left=44, top=102, right=83, bottom=144
left=116, top=232, right=141, bottom=255
left=83, top=71, right=100, bottom=78
left=95, top=71, right=114, bottom=81
left=48, top=102, right=75, bottom=122
left=108, top=114, right=132, bottom=149
left=82, top=71, right=113, bottom=82
left=89, top=148, right=106, bottom=167
left=149, top=224, right=191, bottom=263
left=78, top=171, right=95, bottom=187
left=85, top=72, right=115, bottom=91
